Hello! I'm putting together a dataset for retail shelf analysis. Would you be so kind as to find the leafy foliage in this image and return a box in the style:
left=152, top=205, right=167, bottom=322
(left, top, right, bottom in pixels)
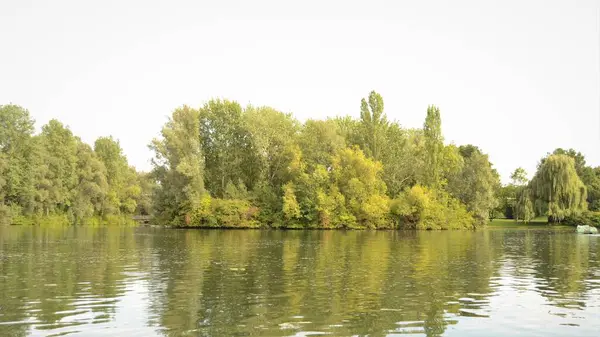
left=199, top=99, right=257, bottom=197
left=94, top=136, right=140, bottom=214
left=550, top=148, right=600, bottom=211
left=528, top=154, right=587, bottom=222
left=6, top=91, right=597, bottom=229
left=447, top=145, right=500, bottom=224
left=358, top=91, right=388, bottom=160
left=0, top=104, right=147, bottom=225
left=510, top=167, right=528, bottom=185
left=330, top=147, right=390, bottom=228
left=422, top=105, right=444, bottom=187
left=150, top=106, right=204, bottom=225
left=562, top=211, right=600, bottom=227
left=190, top=195, right=259, bottom=228
left=515, top=186, right=535, bottom=223
left=146, top=91, right=504, bottom=229
left=390, top=185, right=474, bottom=230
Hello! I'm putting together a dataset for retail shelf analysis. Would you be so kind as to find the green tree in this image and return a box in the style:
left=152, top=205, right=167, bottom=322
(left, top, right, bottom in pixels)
left=551, top=148, right=600, bottom=211
left=243, top=106, right=300, bottom=220
left=529, top=154, right=587, bottom=222
left=150, top=106, right=205, bottom=224
left=0, top=104, right=142, bottom=225
left=551, top=148, right=587, bottom=177
left=71, top=142, right=108, bottom=222
left=244, top=106, right=299, bottom=186
left=586, top=167, right=600, bottom=211
left=390, top=185, right=474, bottom=229
left=330, top=147, right=390, bottom=228
left=378, top=123, right=412, bottom=197
left=510, top=167, right=528, bottom=186
left=26, top=136, right=52, bottom=216
left=509, top=167, right=529, bottom=221
left=495, top=184, right=516, bottom=219
left=298, top=119, right=346, bottom=169
left=515, top=186, right=535, bottom=223
left=422, top=105, right=444, bottom=187
left=94, top=136, right=140, bottom=215
left=0, top=105, right=34, bottom=154
left=199, top=99, right=257, bottom=197
left=333, top=115, right=361, bottom=146
left=494, top=167, right=529, bottom=220
left=38, top=120, right=79, bottom=215
left=358, top=91, right=388, bottom=160
left=446, top=145, right=500, bottom=224
left=0, top=105, right=37, bottom=218
left=282, top=182, right=301, bottom=221
left=288, top=120, right=349, bottom=227
left=135, top=172, right=155, bottom=216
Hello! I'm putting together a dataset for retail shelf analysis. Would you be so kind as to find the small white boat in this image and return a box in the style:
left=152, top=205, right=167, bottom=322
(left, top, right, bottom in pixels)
left=576, top=225, right=599, bottom=234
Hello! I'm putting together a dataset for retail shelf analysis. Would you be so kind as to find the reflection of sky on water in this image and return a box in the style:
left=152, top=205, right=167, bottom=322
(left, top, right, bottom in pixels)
left=1, top=227, right=599, bottom=336
left=443, top=258, right=600, bottom=337
left=24, top=277, right=157, bottom=337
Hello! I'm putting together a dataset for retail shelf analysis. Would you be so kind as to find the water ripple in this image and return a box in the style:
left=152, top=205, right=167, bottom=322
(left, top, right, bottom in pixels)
left=0, top=227, right=599, bottom=336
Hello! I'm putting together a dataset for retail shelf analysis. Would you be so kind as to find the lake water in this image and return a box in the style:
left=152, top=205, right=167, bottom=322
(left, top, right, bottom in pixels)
left=0, top=226, right=599, bottom=337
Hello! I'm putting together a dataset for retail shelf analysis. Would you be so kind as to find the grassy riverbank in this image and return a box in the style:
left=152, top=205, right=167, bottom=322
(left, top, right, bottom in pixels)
left=488, top=217, right=575, bottom=230
left=489, top=217, right=548, bottom=227
left=7, top=214, right=138, bottom=227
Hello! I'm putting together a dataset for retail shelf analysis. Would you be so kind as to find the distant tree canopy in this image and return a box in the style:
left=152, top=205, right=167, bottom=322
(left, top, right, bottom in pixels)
left=508, top=149, right=599, bottom=224
left=149, top=92, right=501, bottom=229
left=4, top=93, right=597, bottom=228
left=494, top=167, right=529, bottom=221
left=529, top=154, right=587, bottom=222
left=550, top=148, right=600, bottom=212
left=0, top=104, right=147, bottom=225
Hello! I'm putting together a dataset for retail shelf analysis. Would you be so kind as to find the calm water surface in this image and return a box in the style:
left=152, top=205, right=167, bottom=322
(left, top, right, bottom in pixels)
left=0, top=226, right=599, bottom=336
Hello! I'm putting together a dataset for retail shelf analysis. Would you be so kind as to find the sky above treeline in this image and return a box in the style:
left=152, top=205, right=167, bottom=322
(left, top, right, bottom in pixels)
left=1, top=0, right=598, bottom=184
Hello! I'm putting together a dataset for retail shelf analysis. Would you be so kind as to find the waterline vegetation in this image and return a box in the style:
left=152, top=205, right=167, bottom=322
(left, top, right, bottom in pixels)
left=1, top=92, right=599, bottom=228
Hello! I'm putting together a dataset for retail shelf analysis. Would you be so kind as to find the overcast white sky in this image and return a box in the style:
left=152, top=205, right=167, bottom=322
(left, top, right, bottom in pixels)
left=1, top=0, right=598, bottom=183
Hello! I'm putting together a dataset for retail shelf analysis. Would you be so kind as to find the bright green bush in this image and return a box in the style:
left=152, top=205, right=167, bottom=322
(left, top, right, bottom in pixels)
left=391, top=185, right=475, bottom=230
left=0, top=204, right=18, bottom=225
left=32, top=214, right=70, bottom=227
left=191, top=196, right=260, bottom=228
left=562, top=211, right=600, bottom=227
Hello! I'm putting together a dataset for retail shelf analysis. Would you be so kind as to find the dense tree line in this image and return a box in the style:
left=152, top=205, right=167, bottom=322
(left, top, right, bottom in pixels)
left=4, top=92, right=598, bottom=228
left=0, top=104, right=149, bottom=225
left=496, top=148, right=600, bottom=225
left=150, top=92, right=501, bottom=229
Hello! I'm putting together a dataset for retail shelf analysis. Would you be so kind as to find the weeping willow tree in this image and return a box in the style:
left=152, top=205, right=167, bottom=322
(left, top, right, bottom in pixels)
left=529, top=154, right=587, bottom=222
left=515, top=187, right=534, bottom=223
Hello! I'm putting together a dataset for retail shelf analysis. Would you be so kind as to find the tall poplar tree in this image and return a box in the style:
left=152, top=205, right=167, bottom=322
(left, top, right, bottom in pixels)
left=359, top=91, right=388, bottom=161
left=423, top=105, right=443, bottom=187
